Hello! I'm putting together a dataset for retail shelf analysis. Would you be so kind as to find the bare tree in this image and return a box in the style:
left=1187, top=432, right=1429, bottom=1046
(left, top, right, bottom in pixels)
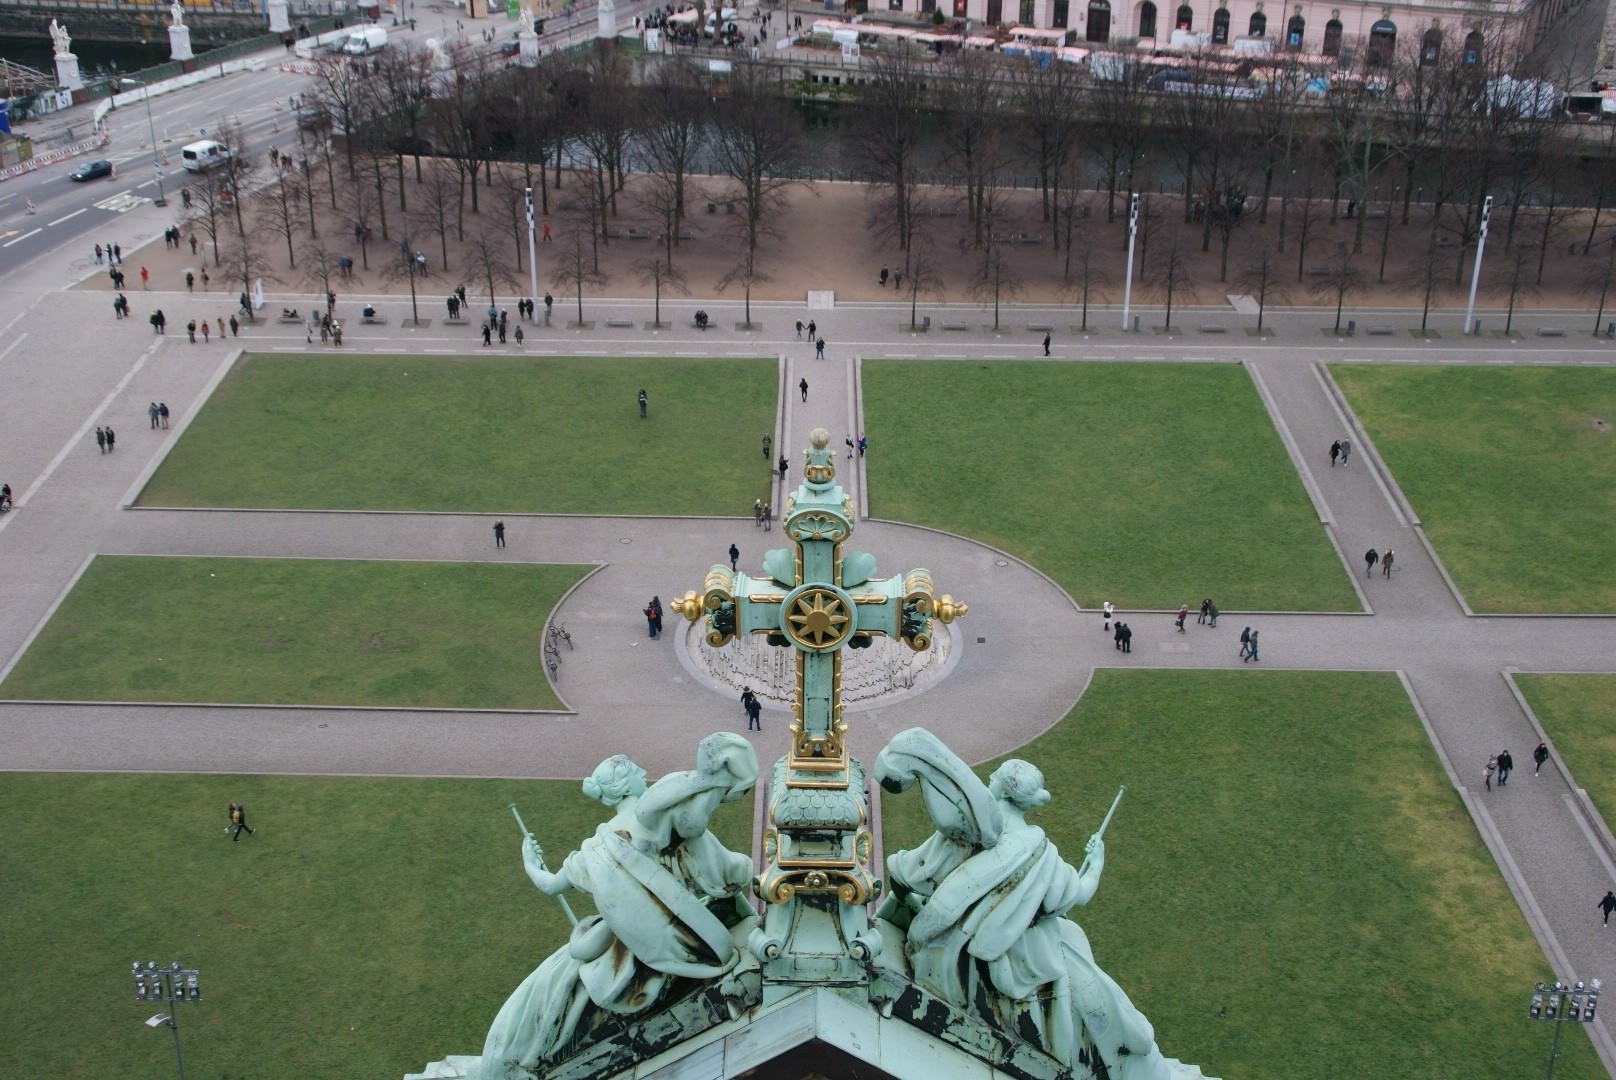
left=1581, top=231, right=1616, bottom=334
left=1062, top=213, right=1109, bottom=332
left=183, top=177, right=227, bottom=267
left=1236, top=245, right=1288, bottom=333
left=635, top=255, right=688, bottom=328
left=342, top=178, right=379, bottom=271
left=414, top=160, right=459, bottom=270
left=936, top=47, right=1012, bottom=245
left=465, top=222, right=518, bottom=314
left=381, top=243, right=430, bottom=326
left=298, top=233, right=345, bottom=309
left=1147, top=236, right=1197, bottom=332
left=1490, top=246, right=1538, bottom=335
left=901, top=236, right=946, bottom=331
left=255, top=162, right=307, bottom=268
left=970, top=242, right=1024, bottom=331
left=852, top=45, right=930, bottom=254
left=219, top=236, right=276, bottom=307
left=1084, top=62, right=1152, bottom=224
left=1398, top=233, right=1447, bottom=333
left=1012, top=56, right=1082, bottom=226
left=637, top=57, right=706, bottom=252
left=716, top=255, right=769, bottom=329
left=1314, top=241, right=1366, bottom=334
left=709, top=60, right=805, bottom=285
left=549, top=227, right=607, bottom=325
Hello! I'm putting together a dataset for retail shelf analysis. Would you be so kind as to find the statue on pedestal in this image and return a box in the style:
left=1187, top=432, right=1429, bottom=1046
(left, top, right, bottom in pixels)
left=50, top=19, right=72, bottom=57
left=169, top=1, right=185, bottom=27
left=471, top=737, right=760, bottom=1080
left=875, top=729, right=1174, bottom=1080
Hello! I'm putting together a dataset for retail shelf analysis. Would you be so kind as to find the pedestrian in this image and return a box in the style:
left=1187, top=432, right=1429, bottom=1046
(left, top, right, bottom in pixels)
left=201, top=321, right=210, bottom=343
left=159, top=403, right=169, bottom=428
left=638, top=389, right=648, bottom=419
left=815, top=338, right=825, bottom=360
left=543, top=293, right=553, bottom=324
left=857, top=433, right=866, bottom=457
left=498, top=321, right=507, bottom=344
left=728, top=543, right=740, bottom=571
left=799, top=377, right=808, bottom=401
left=1497, top=748, right=1514, bottom=785
left=149, top=402, right=160, bottom=429
left=741, top=686, right=759, bottom=730
left=229, top=801, right=255, bottom=840
left=1175, top=604, right=1189, bottom=633
left=1102, top=601, right=1114, bottom=632
left=94, top=243, right=103, bottom=264
left=1113, top=621, right=1124, bottom=651
left=201, top=268, right=210, bottom=290
left=1534, top=741, right=1550, bottom=775
left=1043, top=332, right=1051, bottom=356
left=541, top=220, right=551, bottom=242
left=217, top=317, right=224, bottom=338
left=1119, top=622, right=1132, bottom=653
left=1197, top=598, right=1211, bottom=625
left=754, top=498, right=764, bottom=527
left=229, top=315, right=239, bottom=337
left=761, top=502, right=771, bottom=532
left=1239, top=626, right=1252, bottom=660
left=140, top=266, right=149, bottom=289
left=481, top=323, right=492, bottom=346
left=1364, top=547, right=1379, bottom=577
left=189, top=234, right=198, bottom=255
left=113, top=243, right=122, bottom=264
left=95, top=426, right=106, bottom=454
left=493, top=520, right=505, bottom=549
left=644, top=602, right=658, bottom=638
left=1329, top=440, right=1340, bottom=466
left=795, top=319, right=804, bottom=340
left=806, top=319, right=817, bottom=340
left=846, top=433, right=855, bottom=459
left=1483, top=755, right=1497, bottom=790
left=1382, top=548, right=1394, bottom=578
left=152, top=310, right=165, bottom=334
left=746, top=692, right=761, bottom=730
left=1602, top=891, right=1616, bottom=928
left=651, top=596, right=664, bottom=637
left=879, top=264, right=889, bottom=287
left=1206, top=600, right=1219, bottom=627
left=1246, top=628, right=1259, bottom=662
left=778, top=454, right=789, bottom=482
left=1339, top=438, right=1352, bottom=466
left=762, top=434, right=772, bottom=461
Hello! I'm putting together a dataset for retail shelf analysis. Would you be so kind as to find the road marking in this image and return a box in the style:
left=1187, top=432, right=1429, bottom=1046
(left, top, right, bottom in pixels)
left=0, top=191, right=16, bottom=204
left=47, top=207, right=87, bottom=227
left=94, top=192, right=153, bottom=214
left=3, top=228, right=42, bottom=247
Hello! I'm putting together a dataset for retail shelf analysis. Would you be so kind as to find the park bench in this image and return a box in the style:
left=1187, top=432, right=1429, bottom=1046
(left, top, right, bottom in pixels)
left=277, top=314, right=304, bottom=324
left=624, top=227, right=653, bottom=240
left=605, top=318, right=635, bottom=328
left=1366, top=325, right=1396, bottom=336
left=942, top=322, right=971, bottom=332
left=1027, top=323, right=1054, bottom=333
left=1019, top=234, right=1044, bottom=245
left=1538, top=327, right=1567, bottom=337
left=1435, top=235, right=1458, bottom=248
left=361, top=314, right=387, bottom=325
left=1306, top=266, right=1331, bottom=277
left=1199, top=323, right=1227, bottom=333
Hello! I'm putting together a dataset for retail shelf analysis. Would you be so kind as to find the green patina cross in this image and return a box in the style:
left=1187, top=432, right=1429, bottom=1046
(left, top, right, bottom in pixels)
left=672, top=428, right=966, bottom=784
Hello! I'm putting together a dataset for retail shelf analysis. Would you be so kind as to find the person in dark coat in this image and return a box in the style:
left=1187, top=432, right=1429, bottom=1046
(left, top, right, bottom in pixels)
left=1534, top=742, right=1550, bottom=775
left=1364, top=548, right=1379, bottom=577
left=1496, top=748, right=1514, bottom=786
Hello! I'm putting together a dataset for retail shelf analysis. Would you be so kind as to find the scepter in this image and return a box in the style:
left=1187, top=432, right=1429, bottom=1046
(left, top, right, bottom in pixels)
left=509, top=803, right=578, bottom=927
left=1079, top=785, right=1126, bottom=875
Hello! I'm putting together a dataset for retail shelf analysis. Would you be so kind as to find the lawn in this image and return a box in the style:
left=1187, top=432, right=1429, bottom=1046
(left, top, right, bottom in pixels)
left=0, top=771, right=754, bottom=1080
left=862, top=361, right=1353, bottom=611
left=0, top=556, right=585, bottom=709
left=138, top=355, right=777, bottom=515
left=1517, top=674, right=1616, bottom=824
left=1330, top=364, right=1616, bottom=613
left=880, top=670, right=1600, bottom=1080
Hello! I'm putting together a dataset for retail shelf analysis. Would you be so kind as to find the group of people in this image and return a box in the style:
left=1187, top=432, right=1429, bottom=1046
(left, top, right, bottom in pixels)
left=1364, top=547, right=1395, bottom=577
left=1485, top=743, right=1552, bottom=790
left=641, top=596, right=664, bottom=638
left=225, top=801, right=255, bottom=841
left=1101, top=603, right=1133, bottom=652
left=842, top=433, right=867, bottom=459
left=1173, top=599, right=1221, bottom=631
left=1238, top=626, right=1261, bottom=662
left=146, top=402, right=171, bottom=429
left=1328, top=438, right=1354, bottom=466
left=739, top=686, right=763, bottom=730
left=751, top=498, right=773, bottom=530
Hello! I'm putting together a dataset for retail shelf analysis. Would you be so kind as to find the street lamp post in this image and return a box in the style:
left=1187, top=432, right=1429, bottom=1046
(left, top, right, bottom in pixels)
left=1527, top=977, right=1600, bottom=1080
left=1121, top=192, right=1139, bottom=332
left=525, top=186, right=539, bottom=321
left=1464, top=194, right=1493, bottom=336
left=121, top=78, right=167, bottom=208
left=132, top=960, right=201, bottom=1080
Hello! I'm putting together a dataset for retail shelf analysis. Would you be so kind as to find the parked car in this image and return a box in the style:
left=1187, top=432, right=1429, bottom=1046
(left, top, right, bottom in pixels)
left=69, top=159, right=113, bottom=182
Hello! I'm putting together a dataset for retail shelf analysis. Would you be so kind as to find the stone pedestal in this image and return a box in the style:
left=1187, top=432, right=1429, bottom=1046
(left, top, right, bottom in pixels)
left=267, top=0, right=292, bottom=33
left=518, top=28, right=539, bottom=66
left=169, top=24, right=194, bottom=62
left=596, top=0, right=618, bottom=38
left=54, top=52, right=83, bottom=92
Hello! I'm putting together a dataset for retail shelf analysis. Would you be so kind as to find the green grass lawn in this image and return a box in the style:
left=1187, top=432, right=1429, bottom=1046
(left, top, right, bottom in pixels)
left=0, top=556, right=585, bottom=709
left=138, top=355, right=777, bottom=514
left=1330, top=364, right=1616, bottom=613
left=862, top=361, right=1353, bottom=611
left=880, top=671, right=1600, bottom=1080
left=1517, top=674, right=1616, bottom=824
left=0, top=772, right=753, bottom=1080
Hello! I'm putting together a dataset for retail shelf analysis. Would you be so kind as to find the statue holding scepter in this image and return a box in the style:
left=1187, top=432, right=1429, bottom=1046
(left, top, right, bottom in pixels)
left=170, top=1, right=185, bottom=28
left=50, top=19, right=72, bottom=57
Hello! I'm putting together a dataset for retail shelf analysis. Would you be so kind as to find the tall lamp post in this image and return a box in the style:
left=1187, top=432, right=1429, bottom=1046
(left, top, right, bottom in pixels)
left=525, top=186, right=539, bottom=321
left=120, top=78, right=167, bottom=208
left=1121, top=192, right=1139, bottom=332
left=1527, top=977, right=1600, bottom=1080
left=132, top=960, right=201, bottom=1080
left=1464, top=194, right=1492, bottom=336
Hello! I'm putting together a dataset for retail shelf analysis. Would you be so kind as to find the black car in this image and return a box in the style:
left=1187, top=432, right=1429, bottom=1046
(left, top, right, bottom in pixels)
left=69, top=159, right=113, bottom=182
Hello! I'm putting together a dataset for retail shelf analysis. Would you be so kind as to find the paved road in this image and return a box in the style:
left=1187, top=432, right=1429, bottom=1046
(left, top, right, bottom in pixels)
left=3, top=36, right=1616, bottom=1076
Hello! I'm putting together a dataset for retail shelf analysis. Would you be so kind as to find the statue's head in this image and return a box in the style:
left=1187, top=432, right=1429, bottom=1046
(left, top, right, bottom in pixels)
left=582, top=754, right=648, bottom=805
left=988, top=760, right=1050, bottom=811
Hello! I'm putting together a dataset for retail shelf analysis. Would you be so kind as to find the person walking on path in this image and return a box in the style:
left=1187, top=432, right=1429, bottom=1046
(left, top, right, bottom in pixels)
left=753, top=499, right=764, bottom=527
left=1497, top=749, right=1514, bottom=785
left=1329, top=440, right=1341, bottom=467
left=857, top=433, right=866, bottom=457
left=1197, top=598, right=1211, bottom=625
left=105, top=427, right=115, bottom=453
left=638, top=389, right=648, bottom=419
left=1382, top=549, right=1395, bottom=578
left=643, top=601, right=659, bottom=638
left=814, top=338, right=825, bottom=360
left=778, top=454, right=789, bottom=482
left=1339, top=438, right=1352, bottom=466
left=95, top=427, right=106, bottom=454
left=650, top=596, right=664, bottom=638
left=1175, top=604, right=1189, bottom=633
left=806, top=319, right=816, bottom=340
left=1534, top=742, right=1550, bottom=775
left=228, top=802, right=255, bottom=841
left=728, top=543, right=740, bottom=572
left=1239, top=626, right=1252, bottom=661
left=493, top=521, right=505, bottom=549
left=201, top=321, right=210, bottom=343
left=1484, top=755, right=1498, bottom=791
left=1600, top=891, right=1616, bottom=927
left=1206, top=601, right=1219, bottom=627
left=846, top=434, right=855, bottom=459
left=799, top=377, right=809, bottom=401
left=1364, top=548, right=1379, bottom=577
left=760, top=502, right=772, bottom=532
left=1118, top=623, right=1132, bottom=653
left=149, top=402, right=160, bottom=429
left=741, top=687, right=760, bottom=730
left=1246, top=628, right=1259, bottom=662
left=795, top=320, right=804, bottom=340
left=1043, top=332, right=1051, bottom=356
left=1102, top=601, right=1115, bottom=632
left=762, top=434, right=772, bottom=461
left=159, top=403, right=169, bottom=429
left=229, top=314, right=239, bottom=337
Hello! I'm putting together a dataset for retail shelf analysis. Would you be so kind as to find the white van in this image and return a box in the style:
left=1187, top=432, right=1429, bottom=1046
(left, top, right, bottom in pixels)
left=343, top=26, right=388, bottom=55
left=180, top=139, right=232, bottom=172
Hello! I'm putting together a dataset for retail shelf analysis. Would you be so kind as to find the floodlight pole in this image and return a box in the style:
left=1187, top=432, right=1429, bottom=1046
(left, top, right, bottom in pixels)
left=123, top=78, right=167, bottom=207
left=1464, top=194, right=1492, bottom=336
left=1121, top=193, right=1139, bottom=332
left=525, top=186, right=539, bottom=321
left=132, top=960, right=201, bottom=1080
left=1527, top=977, right=1600, bottom=1080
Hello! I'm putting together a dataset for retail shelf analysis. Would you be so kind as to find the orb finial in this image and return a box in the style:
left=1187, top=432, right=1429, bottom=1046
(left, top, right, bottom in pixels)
left=810, top=428, right=830, bottom=449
